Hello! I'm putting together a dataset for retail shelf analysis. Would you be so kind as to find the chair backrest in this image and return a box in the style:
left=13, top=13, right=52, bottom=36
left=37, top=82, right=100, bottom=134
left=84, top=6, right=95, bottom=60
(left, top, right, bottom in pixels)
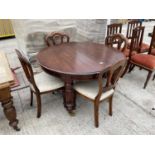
left=95, top=59, right=126, bottom=101
left=107, top=23, right=122, bottom=37
left=126, top=20, right=142, bottom=40
left=105, top=33, right=128, bottom=52
left=45, top=32, right=70, bottom=46
left=148, top=26, right=155, bottom=54
left=15, top=49, right=39, bottom=92
left=129, top=26, right=145, bottom=58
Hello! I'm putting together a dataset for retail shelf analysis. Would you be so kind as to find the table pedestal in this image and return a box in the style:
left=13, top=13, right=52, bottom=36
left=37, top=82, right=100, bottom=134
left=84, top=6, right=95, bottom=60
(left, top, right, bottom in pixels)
left=0, top=84, right=20, bottom=131
left=63, top=77, right=76, bottom=114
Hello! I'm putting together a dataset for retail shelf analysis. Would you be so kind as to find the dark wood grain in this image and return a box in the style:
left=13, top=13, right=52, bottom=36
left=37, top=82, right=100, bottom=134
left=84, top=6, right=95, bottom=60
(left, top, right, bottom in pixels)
left=105, top=33, right=128, bottom=52
left=37, top=42, right=125, bottom=112
left=38, top=42, right=125, bottom=75
left=45, top=32, right=70, bottom=46
left=16, top=49, right=64, bottom=118
left=126, top=20, right=142, bottom=40
left=107, top=23, right=122, bottom=37
left=0, top=83, right=20, bottom=131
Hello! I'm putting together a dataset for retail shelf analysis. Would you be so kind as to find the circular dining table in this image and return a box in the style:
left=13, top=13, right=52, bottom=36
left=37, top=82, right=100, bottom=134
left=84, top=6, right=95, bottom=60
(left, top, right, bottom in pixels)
left=37, top=42, right=125, bottom=113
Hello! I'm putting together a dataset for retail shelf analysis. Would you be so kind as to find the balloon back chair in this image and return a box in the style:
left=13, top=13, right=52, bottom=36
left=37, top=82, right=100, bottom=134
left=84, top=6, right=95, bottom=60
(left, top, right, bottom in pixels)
left=16, top=49, right=64, bottom=118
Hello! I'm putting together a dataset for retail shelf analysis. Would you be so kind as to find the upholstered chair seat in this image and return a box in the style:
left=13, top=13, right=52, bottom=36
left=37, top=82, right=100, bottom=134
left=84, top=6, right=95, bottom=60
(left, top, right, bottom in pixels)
left=73, top=60, right=126, bottom=127
left=127, top=42, right=149, bottom=53
left=123, top=24, right=155, bottom=89
left=30, top=72, right=64, bottom=93
left=74, top=80, right=114, bottom=101
left=141, top=43, right=150, bottom=52
left=131, top=54, right=155, bottom=69
left=151, top=49, right=155, bottom=55
left=16, top=49, right=64, bottom=118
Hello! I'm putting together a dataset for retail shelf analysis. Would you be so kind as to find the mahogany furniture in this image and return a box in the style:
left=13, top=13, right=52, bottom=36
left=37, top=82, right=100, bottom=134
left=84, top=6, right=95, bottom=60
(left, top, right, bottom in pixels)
left=148, top=26, right=155, bottom=56
left=123, top=26, right=155, bottom=89
left=37, top=42, right=126, bottom=113
left=126, top=20, right=142, bottom=41
left=16, top=50, right=64, bottom=118
left=45, top=32, right=70, bottom=46
left=74, top=59, right=126, bottom=127
left=126, top=20, right=149, bottom=53
left=106, top=23, right=122, bottom=37
left=105, top=33, right=128, bottom=54
left=0, top=51, right=19, bottom=131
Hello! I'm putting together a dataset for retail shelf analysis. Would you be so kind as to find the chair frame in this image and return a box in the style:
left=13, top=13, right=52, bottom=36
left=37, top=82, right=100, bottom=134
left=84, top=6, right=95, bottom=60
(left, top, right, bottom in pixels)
left=148, top=26, right=155, bottom=55
left=107, top=23, right=122, bottom=37
left=122, top=26, right=155, bottom=88
left=16, top=49, right=63, bottom=118
left=75, top=59, right=126, bottom=127
left=105, top=33, right=128, bottom=52
left=45, top=32, right=70, bottom=46
left=126, top=20, right=142, bottom=41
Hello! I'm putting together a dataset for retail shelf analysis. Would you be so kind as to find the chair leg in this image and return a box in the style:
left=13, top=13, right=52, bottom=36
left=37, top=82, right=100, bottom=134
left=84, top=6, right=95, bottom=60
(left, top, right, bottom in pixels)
left=121, top=62, right=130, bottom=77
left=128, top=64, right=135, bottom=73
left=35, top=93, right=42, bottom=118
left=152, top=74, right=155, bottom=81
left=30, top=89, right=33, bottom=106
left=94, top=102, right=99, bottom=128
left=109, top=95, right=113, bottom=116
left=143, top=71, right=152, bottom=89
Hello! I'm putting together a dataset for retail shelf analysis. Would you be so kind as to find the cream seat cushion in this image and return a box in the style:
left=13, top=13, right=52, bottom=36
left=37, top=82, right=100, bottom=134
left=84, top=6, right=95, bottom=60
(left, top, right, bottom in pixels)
left=30, top=72, right=64, bottom=93
left=74, top=80, right=114, bottom=101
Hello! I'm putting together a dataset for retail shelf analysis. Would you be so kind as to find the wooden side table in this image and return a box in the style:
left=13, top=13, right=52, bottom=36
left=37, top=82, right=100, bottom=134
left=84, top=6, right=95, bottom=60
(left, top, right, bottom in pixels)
left=0, top=52, right=19, bottom=131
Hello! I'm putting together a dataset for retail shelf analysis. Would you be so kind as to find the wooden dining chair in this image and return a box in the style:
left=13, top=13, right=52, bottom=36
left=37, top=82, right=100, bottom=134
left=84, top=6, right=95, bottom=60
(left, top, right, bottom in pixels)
left=126, top=20, right=149, bottom=53
left=74, top=59, right=126, bottom=127
left=16, top=49, right=64, bottom=118
left=148, top=26, right=155, bottom=56
left=45, top=32, right=70, bottom=46
left=105, top=33, right=128, bottom=54
left=126, top=20, right=142, bottom=41
left=106, top=23, right=122, bottom=37
left=122, top=26, right=155, bottom=89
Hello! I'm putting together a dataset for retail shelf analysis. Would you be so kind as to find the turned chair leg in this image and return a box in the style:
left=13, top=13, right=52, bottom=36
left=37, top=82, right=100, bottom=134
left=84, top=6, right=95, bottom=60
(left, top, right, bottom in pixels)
left=35, top=93, right=42, bottom=118
left=94, top=102, right=99, bottom=128
left=144, top=71, right=152, bottom=89
left=109, top=95, right=113, bottom=116
left=30, top=89, right=33, bottom=106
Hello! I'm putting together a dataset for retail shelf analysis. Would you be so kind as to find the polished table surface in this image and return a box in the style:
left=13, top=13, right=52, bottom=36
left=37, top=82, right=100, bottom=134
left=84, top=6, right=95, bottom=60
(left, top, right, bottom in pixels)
left=37, top=42, right=125, bottom=75
left=37, top=42, right=125, bottom=112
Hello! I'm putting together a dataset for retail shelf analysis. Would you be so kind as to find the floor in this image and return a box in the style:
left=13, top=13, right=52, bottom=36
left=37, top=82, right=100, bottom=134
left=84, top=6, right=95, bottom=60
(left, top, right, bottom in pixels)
left=0, top=21, right=155, bottom=134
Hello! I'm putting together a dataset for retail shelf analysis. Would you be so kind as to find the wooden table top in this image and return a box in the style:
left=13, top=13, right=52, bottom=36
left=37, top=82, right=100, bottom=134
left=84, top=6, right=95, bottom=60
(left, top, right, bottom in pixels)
left=37, top=42, right=125, bottom=76
left=0, top=51, right=14, bottom=87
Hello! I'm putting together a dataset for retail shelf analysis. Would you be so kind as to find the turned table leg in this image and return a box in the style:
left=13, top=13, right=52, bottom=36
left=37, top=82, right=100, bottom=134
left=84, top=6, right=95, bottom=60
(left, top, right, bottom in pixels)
left=63, top=77, right=76, bottom=114
left=0, top=84, right=20, bottom=131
